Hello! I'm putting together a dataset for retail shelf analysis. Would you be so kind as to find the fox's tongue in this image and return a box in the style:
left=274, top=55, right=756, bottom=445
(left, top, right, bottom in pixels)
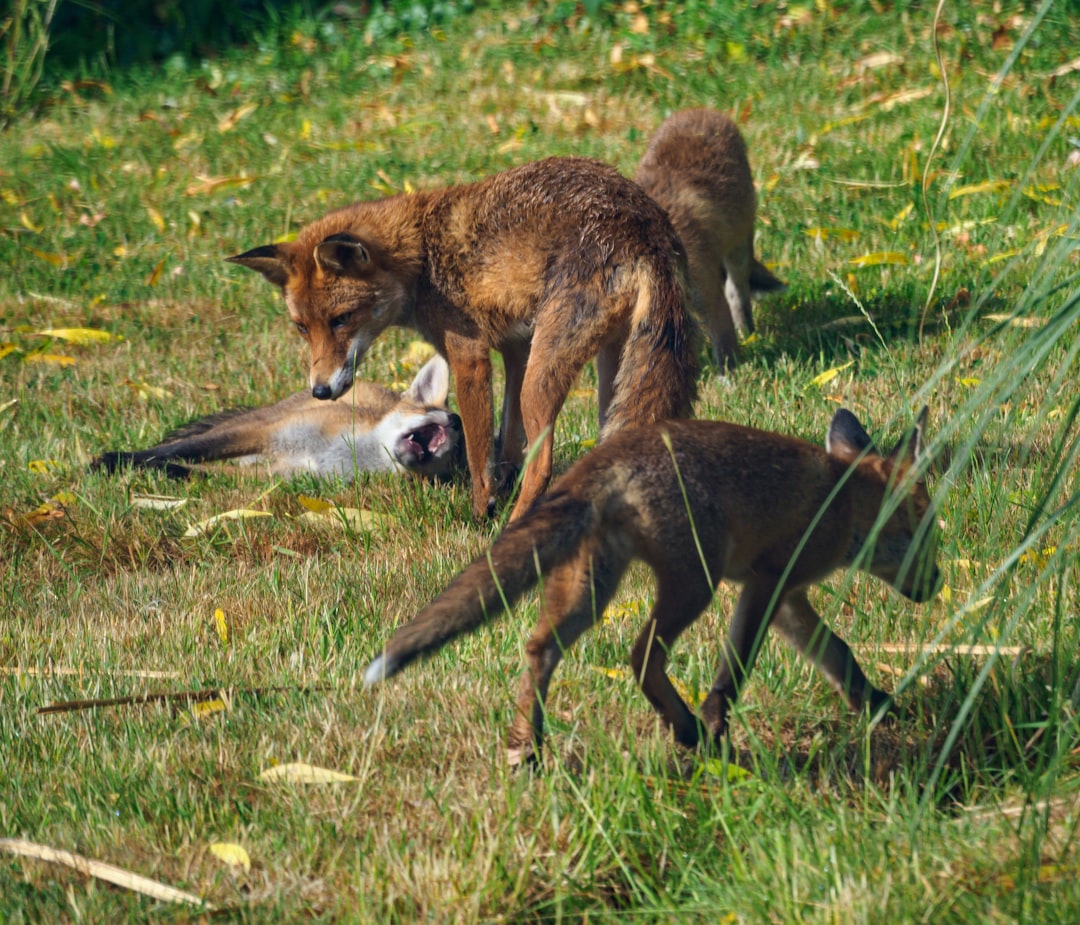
left=407, top=423, right=447, bottom=460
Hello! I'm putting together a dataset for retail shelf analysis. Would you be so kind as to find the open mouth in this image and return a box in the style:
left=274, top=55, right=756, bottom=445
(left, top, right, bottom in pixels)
left=400, top=423, right=451, bottom=464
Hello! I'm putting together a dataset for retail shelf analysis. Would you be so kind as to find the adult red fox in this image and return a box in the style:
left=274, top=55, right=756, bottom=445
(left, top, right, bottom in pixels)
left=228, top=156, right=696, bottom=520
left=364, top=408, right=941, bottom=764
left=635, top=108, right=785, bottom=369
left=94, top=355, right=463, bottom=481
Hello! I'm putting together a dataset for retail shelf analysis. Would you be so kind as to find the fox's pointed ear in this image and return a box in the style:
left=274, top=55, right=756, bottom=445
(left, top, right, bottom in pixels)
left=314, top=232, right=372, bottom=277
left=826, top=408, right=874, bottom=461
left=889, top=405, right=929, bottom=464
left=227, top=245, right=292, bottom=288
left=404, top=354, right=450, bottom=406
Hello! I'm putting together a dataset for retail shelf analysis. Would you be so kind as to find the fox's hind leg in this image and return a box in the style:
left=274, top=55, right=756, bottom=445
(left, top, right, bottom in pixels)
left=496, top=339, right=530, bottom=494
left=510, top=306, right=615, bottom=520
left=507, top=536, right=627, bottom=765
left=630, top=576, right=717, bottom=748
left=771, top=589, right=890, bottom=715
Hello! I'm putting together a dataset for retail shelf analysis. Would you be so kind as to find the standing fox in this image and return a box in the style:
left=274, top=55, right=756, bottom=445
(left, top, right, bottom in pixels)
left=93, top=355, right=464, bottom=481
left=228, top=157, right=696, bottom=521
left=635, top=108, right=785, bottom=369
left=365, top=408, right=942, bottom=764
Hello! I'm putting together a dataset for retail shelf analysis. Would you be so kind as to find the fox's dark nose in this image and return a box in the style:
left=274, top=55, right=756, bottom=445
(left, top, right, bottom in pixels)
left=312, top=384, right=333, bottom=401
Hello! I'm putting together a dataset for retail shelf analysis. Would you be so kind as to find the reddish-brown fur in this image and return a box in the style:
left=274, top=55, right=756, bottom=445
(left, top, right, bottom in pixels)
left=229, top=157, right=696, bottom=520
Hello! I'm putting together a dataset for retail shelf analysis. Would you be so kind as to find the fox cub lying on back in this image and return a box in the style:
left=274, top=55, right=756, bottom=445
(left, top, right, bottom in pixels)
left=94, top=355, right=463, bottom=481
left=635, top=108, right=785, bottom=369
left=365, top=407, right=942, bottom=765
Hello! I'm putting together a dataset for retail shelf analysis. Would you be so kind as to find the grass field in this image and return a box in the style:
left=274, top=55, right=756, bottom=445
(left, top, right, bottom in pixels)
left=2, top=1, right=1080, bottom=920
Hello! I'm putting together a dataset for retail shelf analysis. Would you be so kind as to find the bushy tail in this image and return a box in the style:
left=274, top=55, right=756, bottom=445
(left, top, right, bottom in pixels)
left=601, top=262, right=697, bottom=438
left=364, top=490, right=597, bottom=685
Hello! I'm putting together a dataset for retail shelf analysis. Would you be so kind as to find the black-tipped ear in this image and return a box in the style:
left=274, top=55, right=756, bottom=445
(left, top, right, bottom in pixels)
left=227, top=245, right=292, bottom=288
left=826, top=408, right=874, bottom=460
left=889, top=405, right=929, bottom=464
left=314, top=233, right=372, bottom=277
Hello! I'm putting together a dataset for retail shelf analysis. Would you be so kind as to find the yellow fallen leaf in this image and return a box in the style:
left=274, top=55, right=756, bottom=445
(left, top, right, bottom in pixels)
left=819, top=112, right=872, bottom=135
left=209, top=842, right=251, bottom=873
left=26, top=247, right=66, bottom=267
left=849, top=251, right=909, bottom=267
left=183, top=509, right=272, bottom=538
left=808, top=360, right=854, bottom=389
left=259, top=762, right=358, bottom=784
left=0, top=344, right=18, bottom=360
left=956, top=377, right=980, bottom=388
left=19, top=211, right=43, bottom=232
left=214, top=608, right=228, bottom=645
left=592, top=666, right=631, bottom=681
left=804, top=227, right=860, bottom=242
left=23, top=353, right=76, bottom=366
left=122, top=379, right=172, bottom=400
left=146, top=256, right=166, bottom=287
left=19, top=500, right=66, bottom=526
left=191, top=699, right=228, bottom=720
left=35, top=327, right=122, bottom=345
left=146, top=206, right=166, bottom=232
left=298, top=507, right=392, bottom=531
left=298, top=494, right=334, bottom=513
left=27, top=459, right=59, bottom=473
left=698, top=757, right=754, bottom=782
left=948, top=179, right=1011, bottom=200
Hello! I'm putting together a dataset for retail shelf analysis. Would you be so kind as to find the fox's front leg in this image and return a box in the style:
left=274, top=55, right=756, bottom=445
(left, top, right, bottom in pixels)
left=700, top=575, right=780, bottom=744
left=771, top=589, right=891, bottom=716
left=445, top=336, right=497, bottom=518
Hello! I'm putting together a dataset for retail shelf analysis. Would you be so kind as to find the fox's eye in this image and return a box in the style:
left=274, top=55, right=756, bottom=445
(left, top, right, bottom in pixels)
left=330, top=312, right=353, bottom=331
left=294, top=322, right=309, bottom=336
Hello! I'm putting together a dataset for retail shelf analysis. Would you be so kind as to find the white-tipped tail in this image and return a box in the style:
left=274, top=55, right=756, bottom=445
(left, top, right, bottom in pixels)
left=364, top=653, right=391, bottom=686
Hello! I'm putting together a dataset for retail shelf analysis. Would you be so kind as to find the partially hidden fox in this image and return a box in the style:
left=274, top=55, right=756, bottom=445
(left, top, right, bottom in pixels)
left=364, top=407, right=942, bottom=765
left=227, top=156, right=696, bottom=521
left=635, top=108, right=786, bottom=369
left=93, top=355, right=464, bottom=481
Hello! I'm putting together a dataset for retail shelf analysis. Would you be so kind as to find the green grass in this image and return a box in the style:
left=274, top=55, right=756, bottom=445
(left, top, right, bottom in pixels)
left=2, top=1, right=1080, bottom=920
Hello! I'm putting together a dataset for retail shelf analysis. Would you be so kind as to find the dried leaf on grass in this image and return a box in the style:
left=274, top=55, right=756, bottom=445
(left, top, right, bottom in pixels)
left=0, top=839, right=210, bottom=909
left=259, top=762, right=359, bottom=784
left=34, top=327, right=122, bottom=345
left=183, top=508, right=272, bottom=537
left=209, top=842, right=251, bottom=873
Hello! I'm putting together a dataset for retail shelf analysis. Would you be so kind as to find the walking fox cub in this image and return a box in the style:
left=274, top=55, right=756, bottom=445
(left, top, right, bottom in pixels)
left=228, top=156, right=696, bottom=521
left=94, top=355, right=463, bottom=481
left=365, top=408, right=941, bottom=763
left=635, top=108, right=785, bottom=369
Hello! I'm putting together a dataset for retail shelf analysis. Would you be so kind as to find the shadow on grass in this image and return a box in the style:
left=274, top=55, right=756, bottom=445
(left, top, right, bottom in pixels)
left=740, top=650, right=1080, bottom=809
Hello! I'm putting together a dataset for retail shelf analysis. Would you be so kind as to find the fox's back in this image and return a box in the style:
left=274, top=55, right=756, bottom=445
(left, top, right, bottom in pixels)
left=422, top=157, right=687, bottom=314
left=571, top=419, right=852, bottom=586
